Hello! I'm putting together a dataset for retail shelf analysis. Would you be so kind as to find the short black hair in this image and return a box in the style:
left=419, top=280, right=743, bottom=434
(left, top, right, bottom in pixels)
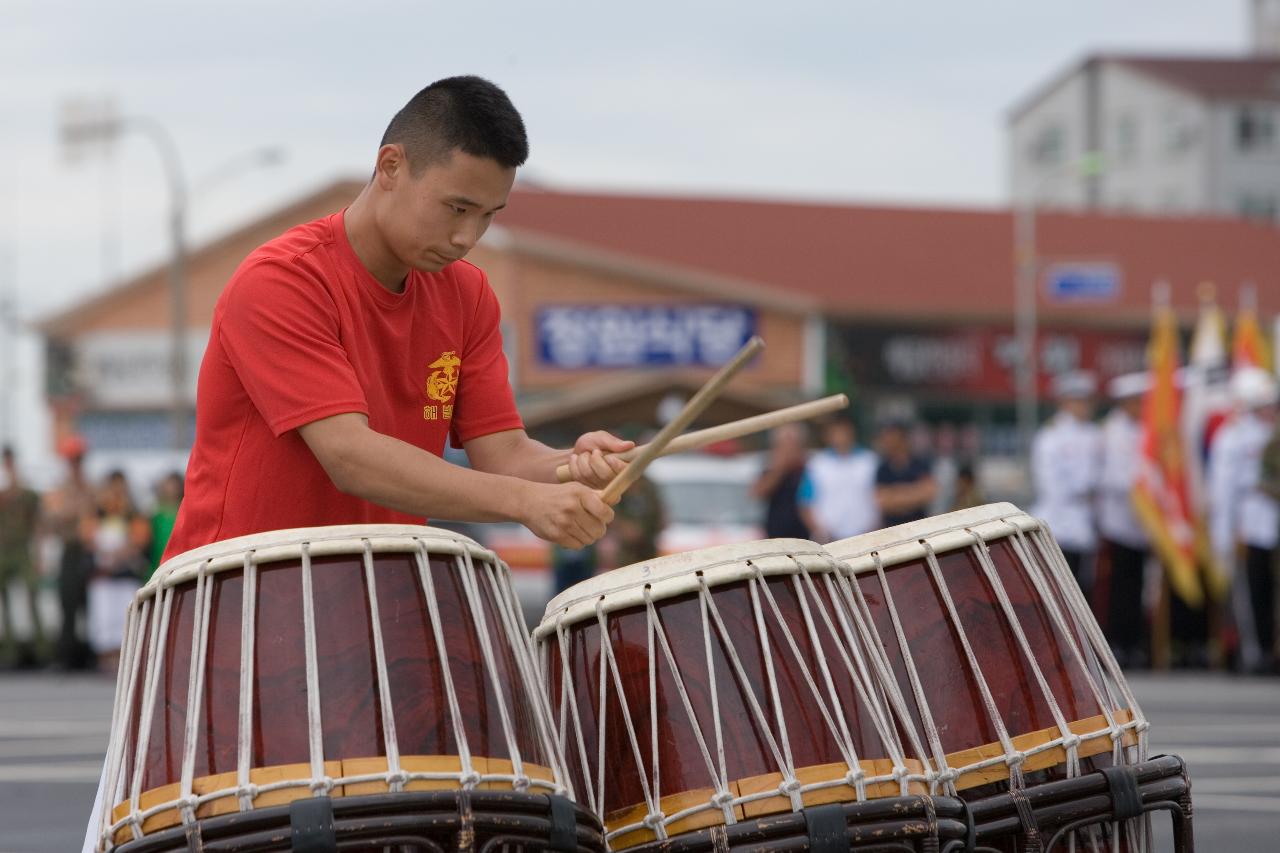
left=380, top=76, right=528, bottom=172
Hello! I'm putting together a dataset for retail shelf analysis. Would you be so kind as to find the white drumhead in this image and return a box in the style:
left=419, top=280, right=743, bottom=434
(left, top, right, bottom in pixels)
left=825, top=502, right=1041, bottom=574
left=144, top=524, right=492, bottom=597
left=537, top=538, right=826, bottom=638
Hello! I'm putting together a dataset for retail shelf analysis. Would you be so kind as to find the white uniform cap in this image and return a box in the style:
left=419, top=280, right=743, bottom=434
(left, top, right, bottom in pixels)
left=1230, top=366, right=1279, bottom=410
left=1107, top=372, right=1151, bottom=400
left=1052, top=370, right=1097, bottom=400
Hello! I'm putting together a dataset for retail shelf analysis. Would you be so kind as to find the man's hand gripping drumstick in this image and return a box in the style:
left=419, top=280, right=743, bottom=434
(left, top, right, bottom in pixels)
left=554, top=394, right=849, bottom=484
left=596, top=336, right=766, bottom=504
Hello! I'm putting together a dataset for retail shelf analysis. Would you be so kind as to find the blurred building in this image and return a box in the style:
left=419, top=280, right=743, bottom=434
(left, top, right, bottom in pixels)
left=37, top=180, right=1280, bottom=472
left=1010, top=51, right=1280, bottom=220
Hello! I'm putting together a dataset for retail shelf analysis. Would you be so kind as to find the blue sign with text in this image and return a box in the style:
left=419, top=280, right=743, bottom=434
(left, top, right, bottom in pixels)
left=1044, top=264, right=1122, bottom=303
left=536, top=304, right=757, bottom=369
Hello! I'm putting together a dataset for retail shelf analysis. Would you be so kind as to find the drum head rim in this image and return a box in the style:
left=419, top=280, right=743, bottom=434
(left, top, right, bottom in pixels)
left=826, top=502, right=1033, bottom=560
left=145, top=524, right=489, bottom=595
left=538, top=538, right=823, bottom=634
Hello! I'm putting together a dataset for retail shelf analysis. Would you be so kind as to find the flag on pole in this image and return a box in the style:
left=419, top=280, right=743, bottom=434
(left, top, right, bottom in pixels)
left=1132, top=297, right=1204, bottom=607
left=1181, top=286, right=1232, bottom=600
left=1232, top=284, right=1272, bottom=372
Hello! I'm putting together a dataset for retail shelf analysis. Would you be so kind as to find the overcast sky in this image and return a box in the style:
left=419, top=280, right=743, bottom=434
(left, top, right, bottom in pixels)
left=0, top=0, right=1252, bottom=465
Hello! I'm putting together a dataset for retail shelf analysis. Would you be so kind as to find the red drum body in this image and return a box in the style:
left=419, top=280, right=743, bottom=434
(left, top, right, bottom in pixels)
left=826, top=504, right=1152, bottom=850
left=536, top=540, right=931, bottom=851
left=93, top=526, right=584, bottom=852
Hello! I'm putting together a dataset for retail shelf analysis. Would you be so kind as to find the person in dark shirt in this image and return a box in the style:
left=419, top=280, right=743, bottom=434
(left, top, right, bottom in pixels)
left=875, top=420, right=937, bottom=528
left=752, top=423, right=812, bottom=539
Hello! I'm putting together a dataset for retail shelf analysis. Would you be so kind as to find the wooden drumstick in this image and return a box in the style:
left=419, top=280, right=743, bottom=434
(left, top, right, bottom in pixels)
left=597, top=336, right=765, bottom=504
left=555, top=393, right=848, bottom=483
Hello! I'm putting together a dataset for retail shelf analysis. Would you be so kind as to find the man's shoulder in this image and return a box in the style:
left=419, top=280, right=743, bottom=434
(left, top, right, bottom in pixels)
left=253, top=213, right=337, bottom=263
left=222, top=215, right=340, bottom=301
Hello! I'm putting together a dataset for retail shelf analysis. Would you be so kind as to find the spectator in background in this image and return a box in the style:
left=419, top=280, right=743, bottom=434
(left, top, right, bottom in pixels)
left=147, top=472, right=184, bottom=582
left=609, top=473, right=665, bottom=568
left=0, top=446, right=47, bottom=666
left=1209, top=366, right=1279, bottom=674
left=950, top=462, right=984, bottom=512
left=1098, top=372, right=1152, bottom=669
left=751, top=423, right=811, bottom=539
left=798, top=414, right=879, bottom=543
left=84, top=470, right=150, bottom=674
left=1032, top=371, right=1103, bottom=592
left=42, top=435, right=96, bottom=670
left=874, top=419, right=937, bottom=528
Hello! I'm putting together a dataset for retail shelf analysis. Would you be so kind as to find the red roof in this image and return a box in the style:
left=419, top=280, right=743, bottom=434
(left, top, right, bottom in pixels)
left=499, top=187, right=1280, bottom=326
left=1112, top=55, right=1280, bottom=101
left=1009, top=53, right=1280, bottom=123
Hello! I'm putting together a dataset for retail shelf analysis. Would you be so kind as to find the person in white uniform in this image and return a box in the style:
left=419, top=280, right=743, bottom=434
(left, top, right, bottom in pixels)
left=1098, top=372, right=1151, bottom=668
left=1208, top=366, right=1279, bottom=673
left=1032, top=370, right=1103, bottom=592
left=798, top=414, right=880, bottom=541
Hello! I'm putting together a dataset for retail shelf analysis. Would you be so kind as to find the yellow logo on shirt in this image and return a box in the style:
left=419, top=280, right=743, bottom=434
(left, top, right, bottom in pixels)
left=424, top=351, right=460, bottom=421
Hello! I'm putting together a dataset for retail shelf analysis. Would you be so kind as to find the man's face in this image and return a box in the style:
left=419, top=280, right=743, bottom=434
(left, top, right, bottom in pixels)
left=377, top=148, right=516, bottom=273
left=825, top=422, right=855, bottom=452
left=1062, top=398, right=1094, bottom=420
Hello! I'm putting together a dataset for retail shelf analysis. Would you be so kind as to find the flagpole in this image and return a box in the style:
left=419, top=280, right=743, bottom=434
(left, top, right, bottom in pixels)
left=1151, top=280, right=1172, bottom=671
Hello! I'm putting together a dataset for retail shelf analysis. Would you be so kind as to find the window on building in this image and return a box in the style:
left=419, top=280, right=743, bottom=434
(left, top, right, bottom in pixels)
left=1115, top=114, right=1138, bottom=163
left=1238, top=192, right=1279, bottom=221
left=1164, top=109, right=1196, bottom=155
left=1237, top=107, right=1276, bottom=151
left=1028, top=124, right=1065, bottom=165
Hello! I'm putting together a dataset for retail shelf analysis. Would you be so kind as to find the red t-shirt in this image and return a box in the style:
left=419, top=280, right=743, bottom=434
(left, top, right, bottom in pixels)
left=164, top=210, right=522, bottom=560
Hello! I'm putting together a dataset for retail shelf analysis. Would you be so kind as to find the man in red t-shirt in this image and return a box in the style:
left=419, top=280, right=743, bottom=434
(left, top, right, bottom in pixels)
left=164, top=76, right=627, bottom=561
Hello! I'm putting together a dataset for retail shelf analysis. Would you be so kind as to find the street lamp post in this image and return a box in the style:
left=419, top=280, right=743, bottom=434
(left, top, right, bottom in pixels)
left=1013, top=151, right=1105, bottom=463
left=60, top=104, right=281, bottom=450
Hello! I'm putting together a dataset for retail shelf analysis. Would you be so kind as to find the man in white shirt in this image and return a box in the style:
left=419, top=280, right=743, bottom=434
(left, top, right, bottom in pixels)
left=1208, top=366, right=1279, bottom=673
left=1032, top=370, right=1103, bottom=592
left=798, top=414, right=880, bottom=542
left=1098, top=372, right=1151, bottom=668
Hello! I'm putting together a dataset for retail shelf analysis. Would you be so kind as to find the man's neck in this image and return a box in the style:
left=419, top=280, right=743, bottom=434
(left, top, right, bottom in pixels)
left=344, top=189, right=410, bottom=293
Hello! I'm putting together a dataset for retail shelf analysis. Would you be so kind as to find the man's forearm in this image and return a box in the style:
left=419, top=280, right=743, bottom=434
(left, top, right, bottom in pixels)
left=468, top=431, right=567, bottom=483
left=326, top=427, right=530, bottom=522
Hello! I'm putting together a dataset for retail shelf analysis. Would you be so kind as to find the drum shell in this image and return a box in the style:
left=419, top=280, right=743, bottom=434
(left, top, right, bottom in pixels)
left=102, top=526, right=558, bottom=848
left=827, top=504, right=1141, bottom=797
left=538, top=543, right=915, bottom=843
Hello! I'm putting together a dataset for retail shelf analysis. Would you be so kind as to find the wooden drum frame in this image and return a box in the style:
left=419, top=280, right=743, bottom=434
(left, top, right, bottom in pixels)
left=91, top=525, right=601, bottom=853
left=534, top=539, right=958, bottom=851
left=826, top=504, right=1164, bottom=852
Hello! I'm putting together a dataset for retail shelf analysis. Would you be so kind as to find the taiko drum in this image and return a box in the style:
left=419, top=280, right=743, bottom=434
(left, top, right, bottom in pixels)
left=93, top=525, right=568, bottom=851
left=535, top=539, right=928, bottom=851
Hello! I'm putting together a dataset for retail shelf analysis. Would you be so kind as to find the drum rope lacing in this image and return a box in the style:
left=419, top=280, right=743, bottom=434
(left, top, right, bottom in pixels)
left=236, top=552, right=258, bottom=812
left=99, top=534, right=569, bottom=851
left=178, top=563, right=215, bottom=823
left=959, top=534, right=1082, bottom=780
left=125, top=583, right=175, bottom=841
left=1020, top=526, right=1152, bottom=853
left=550, top=552, right=921, bottom=846
left=300, top=544, right=333, bottom=795
left=96, top=590, right=146, bottom=850
left=860, top=550, right=954, bottom=792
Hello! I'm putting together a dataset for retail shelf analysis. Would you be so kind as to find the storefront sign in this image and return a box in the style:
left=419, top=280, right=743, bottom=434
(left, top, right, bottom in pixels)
left=835, top=323, right=1146, bottom=398
left=76, top=331, right=206, bottom=407
left=1044, top=263, right=1122, bottom=303
left=536, top=304, right=756, bottom=369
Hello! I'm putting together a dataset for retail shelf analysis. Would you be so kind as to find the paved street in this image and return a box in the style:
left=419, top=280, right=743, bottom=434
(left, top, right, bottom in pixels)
left=0, top=671, right=1274, bottom=852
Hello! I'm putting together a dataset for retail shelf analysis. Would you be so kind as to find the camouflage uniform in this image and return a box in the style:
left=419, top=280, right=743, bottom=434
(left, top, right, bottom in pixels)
left=0, top=483, right=45, bottom=654
left=611, top=475, right=665, bottom=568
